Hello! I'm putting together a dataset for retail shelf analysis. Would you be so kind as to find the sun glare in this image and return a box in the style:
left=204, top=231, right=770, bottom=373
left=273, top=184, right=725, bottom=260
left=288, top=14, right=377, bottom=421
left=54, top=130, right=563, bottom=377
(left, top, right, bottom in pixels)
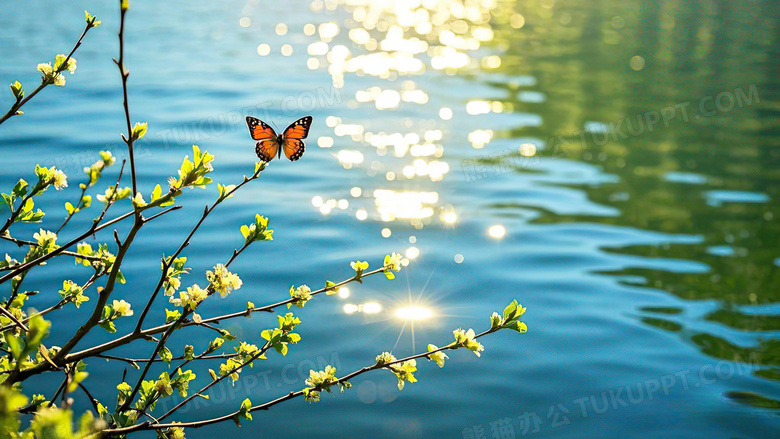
left=395, top=306, right=433, bottom=321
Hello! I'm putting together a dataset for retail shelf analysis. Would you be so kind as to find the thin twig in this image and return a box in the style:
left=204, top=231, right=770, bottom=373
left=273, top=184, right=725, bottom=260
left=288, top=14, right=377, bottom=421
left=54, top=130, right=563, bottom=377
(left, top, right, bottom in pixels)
left=56, top=183, right=89, bottom=234
left=46, top=374, right=68, bottom=408
left=0, top=299, right=65, bottom=334
left=0, top=18, right=97, bottom=125
left=141, top=205, right=181, bottom=223
left=187, top=266, right=388, bottom=328
left=78, top=382, right=103, bottom=415
left=97, top=352, right=235, bottom=364
left=0, top=234, right=103, bottom=270
left=115, top=4, right=138, bottom=198
left=0, top=305, right=28, bottom=332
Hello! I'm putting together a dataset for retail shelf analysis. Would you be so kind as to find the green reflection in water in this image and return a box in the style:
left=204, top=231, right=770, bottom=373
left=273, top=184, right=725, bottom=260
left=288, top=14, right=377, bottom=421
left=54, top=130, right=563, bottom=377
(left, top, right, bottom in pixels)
left=482, top=0, right=780, bottom=407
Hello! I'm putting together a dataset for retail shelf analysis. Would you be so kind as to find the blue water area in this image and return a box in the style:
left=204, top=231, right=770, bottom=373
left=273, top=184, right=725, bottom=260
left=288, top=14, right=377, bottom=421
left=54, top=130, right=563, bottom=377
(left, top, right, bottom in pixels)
left=1, top=0, right=779, bottom=438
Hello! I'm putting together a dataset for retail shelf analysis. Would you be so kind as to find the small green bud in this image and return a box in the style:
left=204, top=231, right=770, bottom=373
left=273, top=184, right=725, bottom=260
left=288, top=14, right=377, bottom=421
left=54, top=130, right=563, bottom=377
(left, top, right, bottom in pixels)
left=489, top=312, right=502, bottom=329
left=10, top=81, right=23, bottom=99
left=85, top=10, right=101, bottom=27
left=131, top=122, right=148, bottom=141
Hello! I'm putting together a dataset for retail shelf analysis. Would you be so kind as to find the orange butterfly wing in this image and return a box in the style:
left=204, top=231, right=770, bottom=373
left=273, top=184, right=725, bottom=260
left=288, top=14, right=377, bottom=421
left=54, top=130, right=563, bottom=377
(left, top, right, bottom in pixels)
left=246, top=116, right=277, bottom=140
left=281, top=116, right=312, bottom=161
left=246, top=116, right=280, bottom=161
left=255, top=139, right=281, bottom=162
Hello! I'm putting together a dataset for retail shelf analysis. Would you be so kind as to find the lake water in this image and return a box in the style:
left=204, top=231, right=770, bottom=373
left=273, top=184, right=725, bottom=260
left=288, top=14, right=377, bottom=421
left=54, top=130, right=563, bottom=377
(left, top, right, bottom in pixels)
left=1, top=0, right=779, bottom=437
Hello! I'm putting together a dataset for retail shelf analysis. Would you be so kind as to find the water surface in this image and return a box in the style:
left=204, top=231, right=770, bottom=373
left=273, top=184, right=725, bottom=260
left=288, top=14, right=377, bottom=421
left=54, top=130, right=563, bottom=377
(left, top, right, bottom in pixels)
left=1, top=0, right=779, bottom=437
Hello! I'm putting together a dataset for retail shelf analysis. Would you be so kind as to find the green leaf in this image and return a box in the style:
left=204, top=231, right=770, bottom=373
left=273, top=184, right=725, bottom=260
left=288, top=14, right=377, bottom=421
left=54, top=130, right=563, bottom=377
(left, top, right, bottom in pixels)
left=165, top=309, right=181, bottom=323
left=206, top=337, right=224, bottom=354
left=275, top=343, right=288, bottom=356
left=1, top=193, right=13, bottom=211
left=510, top=321, right=528, bottom=333
left=159, top=347, right=173, bottom=366
left=151, top=184, right=162, bottom=201
left=131, top=122, right=148, bottom=141
left=239, top=398, right=252, bottom=421
left=140, top=380, right=154, bottom=395
left=12, top=179, right=28, bottom=198
left=22, top=197, right=34, bottom=213
left=23, top=315, right=50, bottom=357
left=9, top=293, right=27, bottom=309
left=5, top=333, right=22, bottom=360
left=85, top=10, right=101, bottom=27
left=18, top=207, right=45, bottom=224
left=67, top=371, right=89, bottom=393
left=34, top=163, right=48, bottom=181
left=10, top=81, right=24, bottom=99
left=502, top=300, right=518, bottom=321
left=192, top=145, right=202, bottom=163
left=99, top=321, right=117, bottom=333
left=219, top=329, right=236, bottom=341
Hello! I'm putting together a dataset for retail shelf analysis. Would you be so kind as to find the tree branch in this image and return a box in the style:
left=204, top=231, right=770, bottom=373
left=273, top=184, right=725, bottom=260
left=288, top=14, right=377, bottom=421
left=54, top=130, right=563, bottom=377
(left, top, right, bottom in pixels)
left=0, top=18, right=97, bottom=125
left=104, top=329, right=496, bottom=433
left=0, top=266, right=390, bottom=378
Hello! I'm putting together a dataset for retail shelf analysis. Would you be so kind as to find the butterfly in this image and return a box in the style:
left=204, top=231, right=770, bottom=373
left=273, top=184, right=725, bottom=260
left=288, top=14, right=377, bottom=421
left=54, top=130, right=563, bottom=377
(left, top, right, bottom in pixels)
left=245, top=115, right=313, bottom=162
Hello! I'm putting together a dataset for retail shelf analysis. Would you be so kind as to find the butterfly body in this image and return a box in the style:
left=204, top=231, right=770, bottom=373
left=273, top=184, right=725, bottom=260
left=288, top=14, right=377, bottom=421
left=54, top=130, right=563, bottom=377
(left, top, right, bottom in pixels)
left=245, top=115, right=312, bottom=162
